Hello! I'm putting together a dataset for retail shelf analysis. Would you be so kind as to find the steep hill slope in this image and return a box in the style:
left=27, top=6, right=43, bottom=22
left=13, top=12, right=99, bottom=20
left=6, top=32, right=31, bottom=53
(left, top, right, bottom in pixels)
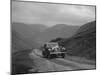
left=60, top=21, right=96, bottom=60
left=75, top=21, right=96, bottom=36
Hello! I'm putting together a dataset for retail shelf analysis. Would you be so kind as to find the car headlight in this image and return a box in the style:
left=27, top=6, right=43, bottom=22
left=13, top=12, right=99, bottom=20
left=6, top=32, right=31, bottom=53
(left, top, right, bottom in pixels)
left=48, top=49, right=51, bottom=51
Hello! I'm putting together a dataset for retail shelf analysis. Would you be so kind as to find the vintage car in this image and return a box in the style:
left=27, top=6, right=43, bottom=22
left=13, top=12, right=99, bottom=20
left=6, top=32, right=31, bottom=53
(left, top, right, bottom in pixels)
left=42, top=42, right=66, bottom=58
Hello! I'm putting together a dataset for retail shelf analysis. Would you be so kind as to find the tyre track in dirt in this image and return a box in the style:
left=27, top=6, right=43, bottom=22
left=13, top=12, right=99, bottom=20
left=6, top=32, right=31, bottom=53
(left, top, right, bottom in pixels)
left=30, top=49, right=95, bottom=72
left=29, top=50, right=73, bottom=72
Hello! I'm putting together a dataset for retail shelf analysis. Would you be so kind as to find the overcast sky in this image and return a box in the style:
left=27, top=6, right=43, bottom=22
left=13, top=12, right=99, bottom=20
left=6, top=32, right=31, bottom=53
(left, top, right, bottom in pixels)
left=12, top=1, right=95, bottom=26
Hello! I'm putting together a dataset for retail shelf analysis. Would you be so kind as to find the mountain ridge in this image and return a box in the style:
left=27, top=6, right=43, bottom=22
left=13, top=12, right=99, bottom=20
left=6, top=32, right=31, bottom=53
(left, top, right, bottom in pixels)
left=35, top=24, right=80, bottom=44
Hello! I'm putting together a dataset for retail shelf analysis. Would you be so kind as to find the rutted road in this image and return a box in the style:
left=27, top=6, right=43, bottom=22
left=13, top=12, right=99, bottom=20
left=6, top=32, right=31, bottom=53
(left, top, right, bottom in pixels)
left=29, top=49, right=95, bottom=72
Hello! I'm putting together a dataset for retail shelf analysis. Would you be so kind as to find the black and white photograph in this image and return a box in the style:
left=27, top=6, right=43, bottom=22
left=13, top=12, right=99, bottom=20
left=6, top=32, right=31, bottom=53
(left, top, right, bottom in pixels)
left=11, top=0, right=96, bottom=75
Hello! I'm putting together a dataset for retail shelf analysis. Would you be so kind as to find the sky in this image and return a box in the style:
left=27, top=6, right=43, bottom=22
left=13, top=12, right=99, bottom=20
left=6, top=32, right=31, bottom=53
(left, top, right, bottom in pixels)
left=12, top=1, right=96, bottom=27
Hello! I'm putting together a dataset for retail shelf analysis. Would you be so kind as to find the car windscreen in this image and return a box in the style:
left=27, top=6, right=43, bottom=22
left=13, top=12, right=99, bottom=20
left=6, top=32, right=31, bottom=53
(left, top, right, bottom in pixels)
left=47, top=43, right=58, bottom=47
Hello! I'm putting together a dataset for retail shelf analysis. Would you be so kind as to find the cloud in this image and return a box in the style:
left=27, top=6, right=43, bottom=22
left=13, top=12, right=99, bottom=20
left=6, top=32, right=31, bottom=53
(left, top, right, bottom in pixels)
left=12, top=1, right=95, bottom=26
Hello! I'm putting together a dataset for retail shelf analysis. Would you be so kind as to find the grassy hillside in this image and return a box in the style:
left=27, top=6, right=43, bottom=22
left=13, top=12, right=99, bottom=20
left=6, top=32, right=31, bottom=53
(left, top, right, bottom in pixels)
left=52, top=21, right=96, bottom=60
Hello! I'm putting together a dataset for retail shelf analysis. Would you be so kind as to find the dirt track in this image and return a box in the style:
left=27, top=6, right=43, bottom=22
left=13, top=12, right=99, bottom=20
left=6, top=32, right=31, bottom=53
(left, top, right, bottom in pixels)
left=29, top=49, right=96, bottom=72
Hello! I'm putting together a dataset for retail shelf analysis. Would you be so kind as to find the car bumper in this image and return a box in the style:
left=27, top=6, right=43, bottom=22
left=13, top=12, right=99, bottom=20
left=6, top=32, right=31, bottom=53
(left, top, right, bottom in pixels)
left=50, top=52, right=66, bottom=54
